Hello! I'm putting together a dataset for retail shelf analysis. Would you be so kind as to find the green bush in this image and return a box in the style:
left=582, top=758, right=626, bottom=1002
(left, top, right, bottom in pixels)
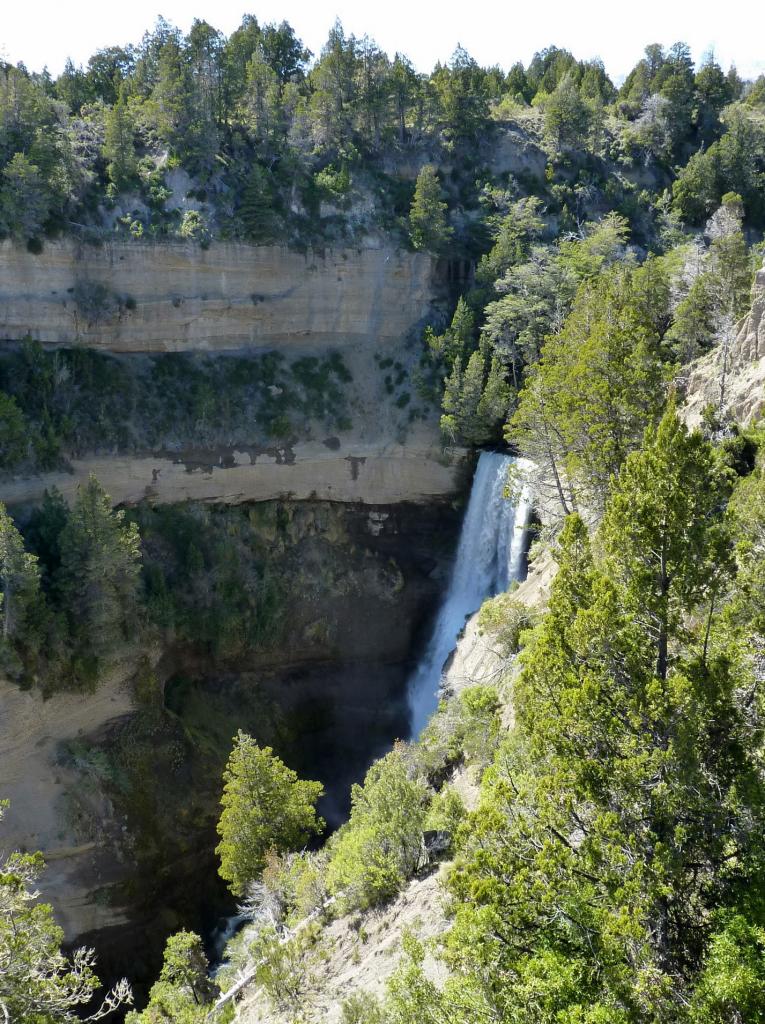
left=326, top=745, right=428, bottom=910
left=477, top=593, right=539, bottom=654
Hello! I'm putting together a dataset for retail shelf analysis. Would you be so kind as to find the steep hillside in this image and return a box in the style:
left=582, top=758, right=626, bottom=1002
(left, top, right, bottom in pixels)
left=684, top=258, right=765, bottom=427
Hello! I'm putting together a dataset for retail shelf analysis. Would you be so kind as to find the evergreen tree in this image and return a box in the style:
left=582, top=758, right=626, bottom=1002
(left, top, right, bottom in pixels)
left=325, top=745, right=428, bottom=909
left=236, top=164, right=278, bottom=241
left=431, top=407, right=765, bottom=1022
left=440, top=351, right=489, bottom=445
left=103, top=90, right=137, bottom=191
left=0, top=502, right=40, bottom=643
left=308, top=20, right=358, bottom=149
left=390, top=54, right=420, bottom=144
left=476, top=355, right=512, bottom=436
left=125, top=930, right=211, bottom=1022
left=0, top=152, right=49, bottom=240
left=0, top=393, right=28, bottom=469
left=431, top=46, right=490, bottom=146
left=508, top=261, right=669, bottom=513
left=409, top=164, right=452, bottom=253
left=216, top=731, right=324, bottom=896
left=543, top=72, right=592, bottom=150
left=241, top=47, right=282, bottom=140
left=57, top=475, right=141, bottom=661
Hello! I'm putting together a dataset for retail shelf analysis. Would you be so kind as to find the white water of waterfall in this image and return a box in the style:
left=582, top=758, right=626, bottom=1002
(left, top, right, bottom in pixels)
left=407, top=452, right=532, bottom=738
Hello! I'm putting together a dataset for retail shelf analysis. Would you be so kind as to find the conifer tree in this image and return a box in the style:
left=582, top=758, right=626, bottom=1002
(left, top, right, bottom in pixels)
left=0, top=153, right=49, bottom=240
left=57, top=475, right=141, bottom=660
left=0, top=502, right=40, bottom=643
left=216, top=731, right=324, bottom=896
left=103, top=91, right=137, bottom=191
left=437, top=406, right=765, bottom=1022
left=476, top=355, right=512, bottom=435
left=409, top=164, right=452, bottom=253
left=237, top=164, right=278, bottom=241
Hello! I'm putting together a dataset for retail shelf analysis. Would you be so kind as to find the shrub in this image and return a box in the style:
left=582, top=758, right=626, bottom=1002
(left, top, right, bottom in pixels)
left=326, top=744, right=428, bottom=910
left=477, top=593, right=538, bottom=654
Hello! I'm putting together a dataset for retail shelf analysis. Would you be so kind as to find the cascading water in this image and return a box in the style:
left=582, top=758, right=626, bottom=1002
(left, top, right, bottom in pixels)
left=407, top=452, right=532, bottom=738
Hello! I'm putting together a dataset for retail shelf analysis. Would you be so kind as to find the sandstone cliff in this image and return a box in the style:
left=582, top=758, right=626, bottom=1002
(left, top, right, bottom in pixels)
left=3, top=441, right=466, bottom=509
left=684, top=261, right=765, bottom=428
left=0, top=239, right=442, bottom=353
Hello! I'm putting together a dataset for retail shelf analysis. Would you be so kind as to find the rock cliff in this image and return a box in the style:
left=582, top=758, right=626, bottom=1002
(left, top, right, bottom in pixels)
left=684, top=261, right=765, bottom=428
left=3, top=441, right=466, bottom=509
left=0, top=239, right=442, bottom=353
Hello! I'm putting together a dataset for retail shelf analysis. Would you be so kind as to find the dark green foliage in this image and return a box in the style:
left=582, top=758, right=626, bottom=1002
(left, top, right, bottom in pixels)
left=0, top=22, right=761, bottom=256
left=237, top=164, right=279, bottom=241
left=326, top=744, right=428, bottom=910
left=508, top=257, right=671, bottom=514
left=409, top=165, right=452, bottom=253
left=672, top=109, right=765, bottom=225
left=125, top=930, right=212, bottom=1022
left=131, top=502, right=284, bottom=659
left=0, top=345, right=353, bottom=472
left=0, top=503, right=40, bottom=648
left=58, top=475, right=142, bottom=660
left=216, top=731, right=324, bottom=896
left=381, top=407, right=765, bottom=1023
left=0, top=152, right=49, bottom=240
left=103, top=91, right=138, bottom=190
left=0, top=394, right=28, bottom=469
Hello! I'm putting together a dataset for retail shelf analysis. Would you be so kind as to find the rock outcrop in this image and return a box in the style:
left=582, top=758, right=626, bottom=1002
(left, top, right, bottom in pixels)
left=0, top=239, right=442, bottom=352
left=684, top=261, right=765, bottom=428
left=3, top=441, right=466, bottom=509
left=0, top=665, right=136, bottom=939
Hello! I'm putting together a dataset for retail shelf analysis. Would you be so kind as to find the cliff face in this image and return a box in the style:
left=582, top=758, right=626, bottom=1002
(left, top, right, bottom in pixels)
left=0, top=239, right=441, bottom=352
left=0, top=237, right=464, bottom=985
left=0, top=496, right=462, bottom=977
left=0, top=239, right=465, bottom=507
left=3, top=442, right=466, bottom=509
left=684, top=262, right=765, bottom=428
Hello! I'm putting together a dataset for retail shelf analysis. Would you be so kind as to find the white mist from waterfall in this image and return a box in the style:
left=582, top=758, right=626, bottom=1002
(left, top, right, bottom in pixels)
left=407, top=452, right=531, bottom=738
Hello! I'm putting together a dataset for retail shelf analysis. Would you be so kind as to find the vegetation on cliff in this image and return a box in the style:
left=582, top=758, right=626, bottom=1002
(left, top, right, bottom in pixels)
left=1, top=21, right=764, bottom=253
left=0, top=344, right=353, bottom=477
left=0, top=803, right=133, bottom=1022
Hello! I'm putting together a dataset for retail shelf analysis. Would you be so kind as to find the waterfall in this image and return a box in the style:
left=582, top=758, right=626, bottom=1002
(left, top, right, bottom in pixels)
left=407, top=452, right=532, bottom=738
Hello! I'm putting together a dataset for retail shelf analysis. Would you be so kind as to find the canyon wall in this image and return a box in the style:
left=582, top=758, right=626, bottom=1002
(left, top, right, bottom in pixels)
left=3, top=442, right=466, bottom=509
left=0, top=239, right=441, bottom=353
left=0, top=237, right=464, bottom=976
left=684, top=261, right=765, bottom=428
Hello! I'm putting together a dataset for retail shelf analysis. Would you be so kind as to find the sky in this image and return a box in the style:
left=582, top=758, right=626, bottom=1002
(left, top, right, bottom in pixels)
left=2, top=0, right=764, bottom=83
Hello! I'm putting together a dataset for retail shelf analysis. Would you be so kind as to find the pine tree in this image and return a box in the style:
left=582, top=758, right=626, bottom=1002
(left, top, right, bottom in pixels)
left=0, top=153, right=49, bottom=240
left=439, top=350, right=489, bottom=445
left=0, top=393, right=29, bottom=470
left=409, top=164, right=452, bottom=253
left=216, top=731, right=324, bottom=896
left=476, top=355, right=512, bottom=436
left=437, top=407, right=765, bottom=1021
left=237, top=164, right=278, bottom=242
left=57, top=475, right=141, bottom=660
left=601, top=397, right=732, bottom=680
left=0, top=502, right=40, bottom=642
left=103, top=91, right=137, bottom=191
left=508, top=261, right=669, bottom=515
